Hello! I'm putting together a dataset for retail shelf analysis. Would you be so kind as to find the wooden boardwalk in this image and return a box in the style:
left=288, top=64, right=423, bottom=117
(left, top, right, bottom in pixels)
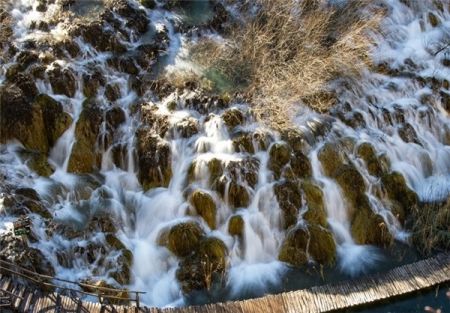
left=1, top=253, right=449, bottom=313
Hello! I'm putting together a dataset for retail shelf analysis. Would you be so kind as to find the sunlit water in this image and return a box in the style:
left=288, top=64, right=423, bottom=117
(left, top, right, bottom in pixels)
left=0, top=0, right=449, bottom=308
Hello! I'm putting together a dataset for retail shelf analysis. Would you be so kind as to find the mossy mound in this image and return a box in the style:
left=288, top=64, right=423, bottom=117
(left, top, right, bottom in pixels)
left=167, top=222, right=205, bottom=257
left=222, top=108, right=245, bottom=130
left=302, top=181, right=327, bottom=227
left=357, top=142, right=384, bottom=177
left=136, top=130, right=172, bottom=190
left=68, top=104, right=103, bottom=173
left=350, top=195, right=393, bottom=247
left=334, top=164, right=366, bottom=218
left=274, top=181, right=301, bottom=229
left=228, top=215, right=244, bottom=237
left=317, top=143, right=344, bottom=177
left=278, top=224, right=336, bottom=267
left=176, top=237, right=228, bottom=294
left=381, top=171, right=418, bottom=223
left=190, top=190, right=217, bottom=229
left=269, top=142, right=291, bottom=178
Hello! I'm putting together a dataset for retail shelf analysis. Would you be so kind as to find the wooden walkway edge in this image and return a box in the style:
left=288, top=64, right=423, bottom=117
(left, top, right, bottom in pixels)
left=1, top=253, right=449, bottom=313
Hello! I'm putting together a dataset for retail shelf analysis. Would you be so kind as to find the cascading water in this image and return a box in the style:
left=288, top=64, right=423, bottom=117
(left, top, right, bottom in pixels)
left=0, top=0, right=449, bottom=309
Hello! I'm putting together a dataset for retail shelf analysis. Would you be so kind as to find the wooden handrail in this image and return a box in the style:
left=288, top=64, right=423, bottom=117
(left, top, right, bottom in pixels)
left=0, top=259, right=145, bottom=306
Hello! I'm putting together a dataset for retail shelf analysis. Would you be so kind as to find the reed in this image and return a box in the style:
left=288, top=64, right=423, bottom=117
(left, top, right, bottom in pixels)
left=191, top=0, right=381, bottom=128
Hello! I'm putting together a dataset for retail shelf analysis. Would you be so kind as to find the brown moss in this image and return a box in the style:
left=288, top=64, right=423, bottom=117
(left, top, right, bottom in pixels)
left=302, top=181, right=327, bottom=227
left=228, top=215, right=244, bottom=237
left=190, top=190, right=217, bottom=229
left=167, top=222, right=204, bottom=257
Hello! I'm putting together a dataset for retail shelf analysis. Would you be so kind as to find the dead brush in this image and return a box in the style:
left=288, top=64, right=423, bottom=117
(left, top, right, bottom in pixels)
left=412, top=198, right=450, bottom=256
left=191, top=0, right=382, bottom=129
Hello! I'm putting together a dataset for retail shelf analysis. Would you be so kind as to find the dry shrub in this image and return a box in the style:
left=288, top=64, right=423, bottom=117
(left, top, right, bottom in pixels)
left=412, top=198, right=450, bottom=256
left=192, top=0, right=381, bottom=128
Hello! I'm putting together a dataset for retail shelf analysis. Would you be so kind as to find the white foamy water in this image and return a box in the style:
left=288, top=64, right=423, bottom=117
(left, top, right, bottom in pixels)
left=0, top=0, right=449, bottom=307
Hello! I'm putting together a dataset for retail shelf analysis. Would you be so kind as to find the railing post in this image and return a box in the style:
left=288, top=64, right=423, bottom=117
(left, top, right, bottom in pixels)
left=136, top=292, right=140, bottom=309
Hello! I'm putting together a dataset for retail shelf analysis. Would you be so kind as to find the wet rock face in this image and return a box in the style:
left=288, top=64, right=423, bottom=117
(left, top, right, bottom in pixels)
left=278, top=224, right=336, bottom=267
left=357, top=142, right=384, bottom=177
left=176, top=237, right=228, bottom=295
left=274, top=181, right=302, bottom=229
left=351, top=196, right=393, bottom=247
left=0, top=87, right=71, bottom=154
left=3, top=188, right=51, bottom=218
left=171, top=117, right=199, bottom=138
left=269, top=142, right=291, bottom=178
left=302, top=181, right=327, bottom=227
left=68, top=105, right=103, bottom=173
left=190, top=190, right=217, bottom=229
left=136, top=130, right=172, bottom=190
left=0, top=85, right=47, bottom=152
left=222, top=108, right=245, bottom=131
left=317, top=143, right=344, bottom=177
left=228, top=215, right=244, bottom=237
left=167, top=222, right=205, bottom=257
left=35, top=94, right=73, bottom=147
left=381, top=172, right=418, bottom=223
left=47, top=65, right=77, bottom=97
left=82, top=70, right=106, bottom=98
left=0, top=233, right=55, bottom=277
left=108, top=0, right=149, bottom=34
left=140, top=105, right=170, bottom=138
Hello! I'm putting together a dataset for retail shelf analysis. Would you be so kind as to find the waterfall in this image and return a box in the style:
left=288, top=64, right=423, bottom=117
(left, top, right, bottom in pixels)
left=0, top=0, right=449, bottom=308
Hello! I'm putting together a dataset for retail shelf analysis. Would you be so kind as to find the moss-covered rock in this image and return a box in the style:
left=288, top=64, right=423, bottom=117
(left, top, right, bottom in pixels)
left=47, top=65, right=77, bottom=97
left=398, top=123, right=420, bottom=145
left=351, top=196, right=393, bottom=247
left=225, top=180, right=250, bottom=209
left=140, top=0, right=156, bottom=9
left=140, top=104, right=170, bottom=138
left=222, top=108, right=244, bottom=130
left=286, top=150, right=312, bottom=180
left=281, top=128, right=306, bottom=153
left=302, top=181, right=327, bottom=227
left=225, top=157, right=260, bottom=188
left=274, top=181, right=301, bottom=229
left=228, top=215, right=244, bottom=237
left=167, top=222, right=204, bottom=257
left=0, top=233, right=55, bottom=276
left=82, top=70, right=105, bottom=98
left=35, top=94, right=73, bottom=147
left=3, top=188, right=51, bottom=218
left=18, top=149, right=53, bottom=177
left=307, top=224, right=336, bottom=265
left=0, top=85, right=48, bottom=153
left=269, top=142, right=291, bottom=177
left=68, top=105, right=103, bottom=173
left=233, top=132, right=255, bottom=154
left=172, top=117, right=199, bottom=138
left=190, top=190, right=217, bottom=229
left=357, top=142, right=383, bottom=177
left=136, top=130, right=172, bottom=190
left=176, top=237, right=228, bottom=294
left=381, top=171, right=418, bottom=223
left=105, top=83, right=121, bottom=102
left=278, top=224, right=336, bottom=267
left=428, top=11, right=441, bottom=27
left=278, top=227, right=308, bottom=267
left=334, top=164, right=366, bottom=218
left=317, top=143, right=344, bottom=177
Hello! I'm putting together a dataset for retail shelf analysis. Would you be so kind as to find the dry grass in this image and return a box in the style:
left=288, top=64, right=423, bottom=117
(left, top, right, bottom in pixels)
left=191, top=0, right=381, bottom=128
left=412, top=198, right=450, bottom=256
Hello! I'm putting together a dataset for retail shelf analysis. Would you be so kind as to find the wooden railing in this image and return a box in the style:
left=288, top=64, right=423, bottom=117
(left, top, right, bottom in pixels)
left=0, top=259, right=145, bottom=308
